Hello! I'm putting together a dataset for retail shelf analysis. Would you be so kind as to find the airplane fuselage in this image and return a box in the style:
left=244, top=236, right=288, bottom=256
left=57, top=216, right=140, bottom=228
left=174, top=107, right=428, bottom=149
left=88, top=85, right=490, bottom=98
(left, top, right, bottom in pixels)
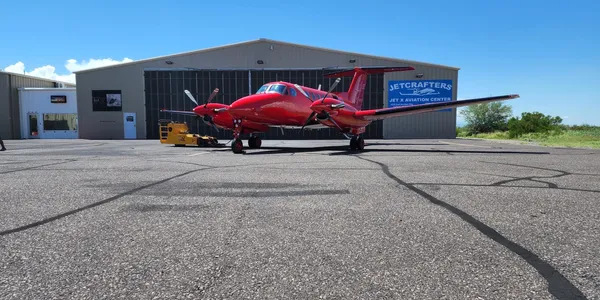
left=226, top=81, right=371, bottom=132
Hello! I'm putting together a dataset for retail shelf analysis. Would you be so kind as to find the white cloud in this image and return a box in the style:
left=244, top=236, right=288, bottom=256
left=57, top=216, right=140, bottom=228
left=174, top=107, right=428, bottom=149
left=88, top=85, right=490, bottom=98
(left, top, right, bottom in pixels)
left=2, top=58, right=134, bottom=84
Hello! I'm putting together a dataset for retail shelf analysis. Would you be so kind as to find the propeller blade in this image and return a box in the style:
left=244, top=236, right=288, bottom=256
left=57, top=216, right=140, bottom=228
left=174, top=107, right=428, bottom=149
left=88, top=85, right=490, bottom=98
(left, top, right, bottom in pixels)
left=301, top=111, right=317, bottom=130
left=321, top=77, right=341, bottom=103
left=327, top=116, right=351, bottom=139
left=184, top=90, right=199, bottom=106
left=294, top=84, right=313, bottom=102
left=209, top=120, right=219, bottom=132
left=204, top=88, right=219, bottom=107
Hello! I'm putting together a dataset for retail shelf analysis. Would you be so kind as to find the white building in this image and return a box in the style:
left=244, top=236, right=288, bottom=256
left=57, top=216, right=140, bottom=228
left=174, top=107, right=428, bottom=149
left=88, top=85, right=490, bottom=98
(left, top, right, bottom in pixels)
left=18, top=88, right=78, bottom=139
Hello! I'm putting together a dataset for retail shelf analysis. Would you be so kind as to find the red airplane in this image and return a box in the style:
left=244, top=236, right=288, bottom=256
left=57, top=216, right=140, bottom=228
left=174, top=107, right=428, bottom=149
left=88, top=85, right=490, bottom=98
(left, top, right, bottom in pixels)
left=161, top=66, right=520, bottom=154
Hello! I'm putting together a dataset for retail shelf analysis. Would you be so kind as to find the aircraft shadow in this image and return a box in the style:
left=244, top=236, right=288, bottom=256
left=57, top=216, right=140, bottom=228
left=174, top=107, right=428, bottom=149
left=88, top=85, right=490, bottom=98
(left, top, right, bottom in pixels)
left=240, top=146, right=550, bottom=156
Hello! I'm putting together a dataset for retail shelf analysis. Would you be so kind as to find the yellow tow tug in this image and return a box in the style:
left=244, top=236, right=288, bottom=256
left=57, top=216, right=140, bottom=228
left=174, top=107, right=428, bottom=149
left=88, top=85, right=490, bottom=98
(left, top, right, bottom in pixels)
left=159, top=120, right=219, bottom=147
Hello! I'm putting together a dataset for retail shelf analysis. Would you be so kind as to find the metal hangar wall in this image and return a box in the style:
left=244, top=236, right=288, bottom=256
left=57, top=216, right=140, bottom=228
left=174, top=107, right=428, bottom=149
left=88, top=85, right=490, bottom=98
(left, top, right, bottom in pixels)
left=74, top=38, right=459, bottom=140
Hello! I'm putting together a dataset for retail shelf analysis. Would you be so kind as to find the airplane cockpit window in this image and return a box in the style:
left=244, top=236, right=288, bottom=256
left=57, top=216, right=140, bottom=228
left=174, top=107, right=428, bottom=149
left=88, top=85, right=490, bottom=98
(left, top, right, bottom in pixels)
left=255, top=84, right=269, bottom=94
left=289, top=88, right=297, bottom=97
left=267, top=84, right=287, bottom=95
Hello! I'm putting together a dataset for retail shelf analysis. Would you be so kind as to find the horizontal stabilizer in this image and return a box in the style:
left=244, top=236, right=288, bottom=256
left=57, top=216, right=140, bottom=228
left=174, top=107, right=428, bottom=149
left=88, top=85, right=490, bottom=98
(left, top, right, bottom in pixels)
left=355, top=94, right=520, bottom=121
left=324, top=66, right=415, bottom=78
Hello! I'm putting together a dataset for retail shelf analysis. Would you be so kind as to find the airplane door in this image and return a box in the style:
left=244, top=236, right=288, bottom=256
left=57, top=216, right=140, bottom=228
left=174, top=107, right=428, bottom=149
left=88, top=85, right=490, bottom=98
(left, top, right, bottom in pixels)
left=123, top=112, right=137, bottom=139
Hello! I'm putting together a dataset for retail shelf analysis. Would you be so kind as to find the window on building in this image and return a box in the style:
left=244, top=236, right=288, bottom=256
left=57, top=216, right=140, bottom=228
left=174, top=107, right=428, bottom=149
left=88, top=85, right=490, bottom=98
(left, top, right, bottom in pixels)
left=43, top=113, right=78, bottom=131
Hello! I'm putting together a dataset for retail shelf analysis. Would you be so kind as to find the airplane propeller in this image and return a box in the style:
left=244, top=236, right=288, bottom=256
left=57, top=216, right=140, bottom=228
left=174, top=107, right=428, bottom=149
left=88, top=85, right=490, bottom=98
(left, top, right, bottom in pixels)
left=184, top=88, right=221, bottom=132
left=299, top=77, right=341, bottom=130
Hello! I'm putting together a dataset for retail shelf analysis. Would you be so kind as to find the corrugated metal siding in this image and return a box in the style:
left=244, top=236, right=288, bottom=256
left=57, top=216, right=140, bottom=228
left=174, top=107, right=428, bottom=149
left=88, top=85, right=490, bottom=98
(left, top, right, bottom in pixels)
left=383, top=66, right=458, bottom=139
left=77, top=40, right=458, bottom=140
left=8, top=75, right=57, bottom=139
left=0, top=73, right=11, bottom=139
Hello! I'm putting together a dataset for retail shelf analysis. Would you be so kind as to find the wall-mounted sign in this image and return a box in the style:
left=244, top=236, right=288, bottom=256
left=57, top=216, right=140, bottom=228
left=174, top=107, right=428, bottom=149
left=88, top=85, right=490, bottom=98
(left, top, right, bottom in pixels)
left=92, top=90, right=122, bottom=111
left=51, top=95, right=67, bottom=103
left=388, top=79, right=453, bottom=112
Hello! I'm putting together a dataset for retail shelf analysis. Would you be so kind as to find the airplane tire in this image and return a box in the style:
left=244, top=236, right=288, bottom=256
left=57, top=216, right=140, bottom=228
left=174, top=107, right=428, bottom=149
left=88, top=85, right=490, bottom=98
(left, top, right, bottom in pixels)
left=349, top=137, right=358, bottom=150
left=254, top=137, right=262, bottom=148
left=232, top=138, right=244, bottom=153
left=248, top=137, right=256, bottom=148
left=356, top=136, right=365, bottom=150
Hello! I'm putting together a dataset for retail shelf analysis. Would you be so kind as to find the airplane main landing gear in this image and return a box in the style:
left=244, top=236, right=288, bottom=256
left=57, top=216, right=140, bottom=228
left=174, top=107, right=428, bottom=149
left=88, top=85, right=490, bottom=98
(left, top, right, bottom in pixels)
left=230, top=134, right=262, bottom=154
left=248, top=135, right=262, bottom=149
left=349, top=135, right=365, bottom=151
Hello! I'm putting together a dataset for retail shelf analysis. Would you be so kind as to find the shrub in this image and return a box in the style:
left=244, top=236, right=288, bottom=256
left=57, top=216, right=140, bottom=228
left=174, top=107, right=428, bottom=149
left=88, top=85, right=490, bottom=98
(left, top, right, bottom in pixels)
left=507, top=112, right=563, bottom=138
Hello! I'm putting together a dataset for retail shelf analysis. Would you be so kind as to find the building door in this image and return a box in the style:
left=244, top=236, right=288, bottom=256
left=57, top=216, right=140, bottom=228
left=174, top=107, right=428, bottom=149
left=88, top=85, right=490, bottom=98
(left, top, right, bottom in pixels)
left=28, top=113, right=39, bottom=139
left=123, top=112, right=136, bottom=139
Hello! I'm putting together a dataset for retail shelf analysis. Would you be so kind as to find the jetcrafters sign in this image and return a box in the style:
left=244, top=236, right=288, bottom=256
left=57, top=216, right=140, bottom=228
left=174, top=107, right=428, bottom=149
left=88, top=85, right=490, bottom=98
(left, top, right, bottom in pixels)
left=387, top=80, right=453, bottom=111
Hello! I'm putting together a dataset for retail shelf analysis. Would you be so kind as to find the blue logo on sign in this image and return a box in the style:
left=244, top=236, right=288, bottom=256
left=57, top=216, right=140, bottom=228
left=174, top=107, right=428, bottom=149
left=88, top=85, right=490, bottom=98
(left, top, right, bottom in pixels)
left=388, top=80, right=453, bottom=111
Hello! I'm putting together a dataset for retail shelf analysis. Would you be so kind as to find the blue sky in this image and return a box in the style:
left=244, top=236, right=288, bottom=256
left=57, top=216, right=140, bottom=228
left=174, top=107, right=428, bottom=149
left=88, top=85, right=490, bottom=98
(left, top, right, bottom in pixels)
left=1, top=0, right=598, bottom=125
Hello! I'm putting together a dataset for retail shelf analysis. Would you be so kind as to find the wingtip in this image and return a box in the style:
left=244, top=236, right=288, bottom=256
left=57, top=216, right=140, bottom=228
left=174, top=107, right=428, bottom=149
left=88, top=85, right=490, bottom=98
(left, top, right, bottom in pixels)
left=510, top=94, right=520, bottom=99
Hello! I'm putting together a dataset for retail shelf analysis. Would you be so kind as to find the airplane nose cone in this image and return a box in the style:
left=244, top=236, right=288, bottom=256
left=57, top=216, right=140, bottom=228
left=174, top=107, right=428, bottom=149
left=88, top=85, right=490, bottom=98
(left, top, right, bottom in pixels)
left=228, top=98, right=255, bottom=119
left=228, top=93, right=279, bottom=119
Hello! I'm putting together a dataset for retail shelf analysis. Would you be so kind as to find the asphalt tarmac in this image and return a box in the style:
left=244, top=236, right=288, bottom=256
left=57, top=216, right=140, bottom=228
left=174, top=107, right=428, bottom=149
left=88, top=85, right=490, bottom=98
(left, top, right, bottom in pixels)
left=1, top=138, right=599, bottom=299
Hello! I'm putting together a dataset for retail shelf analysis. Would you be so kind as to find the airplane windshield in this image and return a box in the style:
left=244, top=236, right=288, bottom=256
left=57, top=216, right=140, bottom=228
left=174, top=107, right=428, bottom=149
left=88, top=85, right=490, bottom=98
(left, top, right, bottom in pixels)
left=255, top=84, right=287, bottom=95
left=255, top=85, right=269, bottom=94
left=267, top=84, right=286, bottom=95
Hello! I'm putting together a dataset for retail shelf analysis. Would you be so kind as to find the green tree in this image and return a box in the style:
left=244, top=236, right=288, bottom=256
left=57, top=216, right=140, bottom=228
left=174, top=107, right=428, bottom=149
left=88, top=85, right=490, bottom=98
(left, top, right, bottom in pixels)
left=460, top=102, right=513, bottom=135
left=507, top=112, right=563, bottom=138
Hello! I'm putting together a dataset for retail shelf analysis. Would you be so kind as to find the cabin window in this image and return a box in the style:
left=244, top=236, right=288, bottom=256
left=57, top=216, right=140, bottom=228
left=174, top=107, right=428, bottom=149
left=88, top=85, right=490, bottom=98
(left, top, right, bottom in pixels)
left=289, top=88, right=297, bottom=97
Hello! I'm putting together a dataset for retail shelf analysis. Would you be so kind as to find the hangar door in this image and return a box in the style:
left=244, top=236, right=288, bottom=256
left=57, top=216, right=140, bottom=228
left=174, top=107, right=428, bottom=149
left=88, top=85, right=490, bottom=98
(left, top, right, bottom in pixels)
left=144, top=69, right=383, bottom=140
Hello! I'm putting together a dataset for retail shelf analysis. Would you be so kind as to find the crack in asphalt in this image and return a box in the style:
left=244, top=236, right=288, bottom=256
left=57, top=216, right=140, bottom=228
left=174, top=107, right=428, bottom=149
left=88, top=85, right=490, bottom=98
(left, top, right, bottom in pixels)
left=414, top=162, right=600, bottom=194
left=354, top=155, right=588, bottom=300
left=0, top=159, right=79, bottom=175
left=0, top=167, right=214, bottom=237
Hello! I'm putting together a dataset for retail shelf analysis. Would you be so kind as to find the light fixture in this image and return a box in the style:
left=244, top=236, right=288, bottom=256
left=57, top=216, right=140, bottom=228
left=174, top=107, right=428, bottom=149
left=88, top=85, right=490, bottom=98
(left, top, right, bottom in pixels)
left=416, top=73, right=424, bottom=78
left=257, top=60, right=264, bottom=64
left=165, top=61, right=173, bottom=65
left=349, top=59, right=356, bottom=63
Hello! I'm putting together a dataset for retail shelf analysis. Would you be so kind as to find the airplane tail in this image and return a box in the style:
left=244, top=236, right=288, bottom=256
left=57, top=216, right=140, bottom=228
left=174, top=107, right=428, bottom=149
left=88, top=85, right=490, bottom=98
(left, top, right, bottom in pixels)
left=324, top=66, right=415, bottom=110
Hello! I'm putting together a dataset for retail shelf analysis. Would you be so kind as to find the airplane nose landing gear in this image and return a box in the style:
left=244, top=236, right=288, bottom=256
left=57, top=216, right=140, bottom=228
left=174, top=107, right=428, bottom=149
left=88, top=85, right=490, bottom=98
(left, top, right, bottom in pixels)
left=349, top=135, right=365, bottom=151
left=232, top=138, right=244, bottom=153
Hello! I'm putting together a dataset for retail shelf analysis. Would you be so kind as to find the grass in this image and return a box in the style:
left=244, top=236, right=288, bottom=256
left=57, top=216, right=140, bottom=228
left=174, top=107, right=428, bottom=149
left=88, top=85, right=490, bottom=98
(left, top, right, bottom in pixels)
left=456, top=126, right=600, bottom=149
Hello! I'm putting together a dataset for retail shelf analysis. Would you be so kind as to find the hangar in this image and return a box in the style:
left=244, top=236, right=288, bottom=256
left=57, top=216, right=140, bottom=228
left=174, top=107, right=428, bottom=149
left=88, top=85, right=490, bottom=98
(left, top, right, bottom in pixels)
left=0, top=71, right=76, bottom=140
left=74, top=38, right=460, bottom=140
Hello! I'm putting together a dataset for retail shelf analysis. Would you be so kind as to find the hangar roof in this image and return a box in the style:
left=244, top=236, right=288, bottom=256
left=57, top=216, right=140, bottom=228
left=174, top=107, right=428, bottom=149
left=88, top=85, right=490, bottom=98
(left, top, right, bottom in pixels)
left=73, top=38, right=460, bottom=74
left=0, top=70, right=76, bottom=86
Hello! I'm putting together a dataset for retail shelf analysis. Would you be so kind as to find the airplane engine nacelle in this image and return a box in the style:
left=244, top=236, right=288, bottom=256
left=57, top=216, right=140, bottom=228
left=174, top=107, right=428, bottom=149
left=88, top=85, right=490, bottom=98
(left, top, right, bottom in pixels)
left=193, top=103, right=229, bottom=117
left=309, top=98, right=352, bottom=117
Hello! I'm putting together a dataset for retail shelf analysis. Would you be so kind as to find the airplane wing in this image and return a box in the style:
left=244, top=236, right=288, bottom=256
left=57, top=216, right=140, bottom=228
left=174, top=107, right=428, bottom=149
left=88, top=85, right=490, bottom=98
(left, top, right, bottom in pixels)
left=159, top=109, right=198, bottom=116
left=354, top=94, right=520, bottom=121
